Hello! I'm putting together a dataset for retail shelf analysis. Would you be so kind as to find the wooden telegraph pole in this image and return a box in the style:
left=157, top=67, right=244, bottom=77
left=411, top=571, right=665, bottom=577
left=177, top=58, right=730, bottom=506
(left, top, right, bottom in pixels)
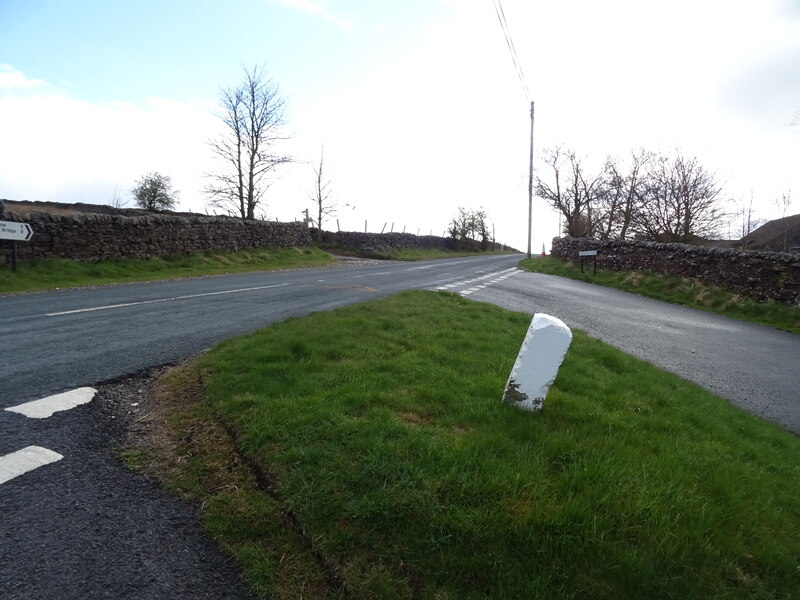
left=527, top=100, right=534, bottom=259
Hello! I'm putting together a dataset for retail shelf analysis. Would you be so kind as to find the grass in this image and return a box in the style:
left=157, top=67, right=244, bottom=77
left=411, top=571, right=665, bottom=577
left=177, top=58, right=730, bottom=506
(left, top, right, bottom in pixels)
left=0, top=246, right=335, bottom=294
left=176, top=290, right=800, bottom=599
left=521, top=256, right=800, bottom=335
left=120, top=365, right=344, bottom=599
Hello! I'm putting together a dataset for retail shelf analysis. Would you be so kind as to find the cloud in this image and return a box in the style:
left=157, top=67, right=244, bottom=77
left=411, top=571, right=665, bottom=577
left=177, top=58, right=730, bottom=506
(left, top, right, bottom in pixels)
left=0, top=65, right=47, bottom=91
left=0, top=74, right=219, bottom=211
left=273, top=0, right=354, bottom=31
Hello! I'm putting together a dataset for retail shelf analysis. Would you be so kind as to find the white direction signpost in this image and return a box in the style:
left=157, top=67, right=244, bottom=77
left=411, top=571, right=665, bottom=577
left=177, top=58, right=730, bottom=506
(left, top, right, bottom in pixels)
left=0, top=221, right=33, bottom=242
left=0, top=220, right=34, bottom=271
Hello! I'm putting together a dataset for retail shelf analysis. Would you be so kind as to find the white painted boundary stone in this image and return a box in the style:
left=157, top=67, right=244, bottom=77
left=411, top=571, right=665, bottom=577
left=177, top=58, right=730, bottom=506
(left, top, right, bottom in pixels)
left=0, top=446, right=63, bottom=484
left=502, top=314, right=572, bottom=412
left=5, top=387, right=97, bottom=419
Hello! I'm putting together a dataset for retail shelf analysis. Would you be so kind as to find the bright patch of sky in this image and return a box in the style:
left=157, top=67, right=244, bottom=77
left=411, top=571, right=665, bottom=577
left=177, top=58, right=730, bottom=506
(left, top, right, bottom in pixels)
left=1, top=0, right=798, bottom=251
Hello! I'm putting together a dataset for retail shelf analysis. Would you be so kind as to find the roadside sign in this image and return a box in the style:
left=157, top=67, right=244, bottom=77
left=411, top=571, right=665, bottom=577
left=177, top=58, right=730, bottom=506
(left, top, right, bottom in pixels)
left=578, top=249, right=598, bottom=275
left=0, top=221, right=33, bottom=242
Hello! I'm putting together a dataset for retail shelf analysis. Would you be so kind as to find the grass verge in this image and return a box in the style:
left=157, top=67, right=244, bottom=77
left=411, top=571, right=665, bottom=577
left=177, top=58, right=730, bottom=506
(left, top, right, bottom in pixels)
left=118, top=365, right=345, bottom=599
left=167, top=290, right=800, bottom=599
left=521, top=256, right=800, bottom=334
left=0, top=246, right=334, bottom=294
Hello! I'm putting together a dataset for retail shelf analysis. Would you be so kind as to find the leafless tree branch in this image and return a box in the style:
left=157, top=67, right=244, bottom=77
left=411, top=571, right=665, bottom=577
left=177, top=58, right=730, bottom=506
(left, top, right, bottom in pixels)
left=205, top=65, right=292, bottom=219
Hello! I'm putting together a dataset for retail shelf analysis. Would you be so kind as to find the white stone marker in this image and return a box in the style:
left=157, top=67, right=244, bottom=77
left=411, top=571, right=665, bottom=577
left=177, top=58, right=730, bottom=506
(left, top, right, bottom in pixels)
left=502, top=314, right=572, bottom=412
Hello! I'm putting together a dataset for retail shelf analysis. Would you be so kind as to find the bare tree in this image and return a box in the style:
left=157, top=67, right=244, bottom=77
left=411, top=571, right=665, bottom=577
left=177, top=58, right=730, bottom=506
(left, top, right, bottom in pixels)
left=309, top=146, right=335, bottom=241
left=110, top=185, right=129, bottom=209
left=448, top=206, right=471, bottom=241
left=540, top=146, right=726, bottom=243
left=206, top=65, right=291, bottom=219
left=472, top=208, right=491, bottom=249
left=132, top=172, right=178, bottom=211
left=535, top=147, right=603, bottom=237
left=737, top=192, right=763, bottom=249
left=632, top=151, right=725, bottom=242
left=595, top=149, right=647, bottom=240
left=448, top=207, right=492, bottom=247
left=775, top=189, right=793, bottom=252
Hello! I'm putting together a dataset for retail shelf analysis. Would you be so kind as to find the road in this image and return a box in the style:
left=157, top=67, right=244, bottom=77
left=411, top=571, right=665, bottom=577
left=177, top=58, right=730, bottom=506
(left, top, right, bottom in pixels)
left=468, top=272, right=800, bottom=435
left=1, top=254, right=798, bottom=599
left=0, top=255, right=519, bottom=407
left=0, top=254, right=519, bottom=600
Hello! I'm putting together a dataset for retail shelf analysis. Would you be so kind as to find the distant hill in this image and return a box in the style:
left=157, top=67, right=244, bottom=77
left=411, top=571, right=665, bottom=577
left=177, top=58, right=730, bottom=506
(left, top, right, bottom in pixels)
left=0, top=199, right=209, bottom=219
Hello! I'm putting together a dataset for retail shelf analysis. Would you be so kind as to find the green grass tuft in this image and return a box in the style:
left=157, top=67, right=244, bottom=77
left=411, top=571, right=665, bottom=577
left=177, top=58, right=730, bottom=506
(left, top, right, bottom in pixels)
left=521, top=256, right=800, bottom=334
left=196, top=290, right=800, bottom=599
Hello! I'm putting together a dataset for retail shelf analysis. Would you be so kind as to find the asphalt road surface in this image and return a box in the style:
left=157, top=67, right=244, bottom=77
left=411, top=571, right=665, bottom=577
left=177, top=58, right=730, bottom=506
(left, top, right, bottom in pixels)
left=1, top=254, right=798, bottom=599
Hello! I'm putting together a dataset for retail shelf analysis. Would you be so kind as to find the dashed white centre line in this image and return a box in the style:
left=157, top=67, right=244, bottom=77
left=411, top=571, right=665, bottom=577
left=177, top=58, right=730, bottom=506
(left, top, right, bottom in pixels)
left=5, top=387, right=97, bottom=419
left=43, top=283, right=290, bottom=316
left=0, top=446, right=63, bottom=485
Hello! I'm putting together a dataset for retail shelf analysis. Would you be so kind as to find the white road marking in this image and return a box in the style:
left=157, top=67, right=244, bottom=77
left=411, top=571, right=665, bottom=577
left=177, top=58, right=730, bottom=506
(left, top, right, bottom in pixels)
left=5, top=387, right=98, bottom=419
left=0, top=446, right=63, bottom=485
left=431, top=267, right=521, bottom=296
left=405, top=259, right=472, bottom=270
left=44, top=283, right=290, bottom=316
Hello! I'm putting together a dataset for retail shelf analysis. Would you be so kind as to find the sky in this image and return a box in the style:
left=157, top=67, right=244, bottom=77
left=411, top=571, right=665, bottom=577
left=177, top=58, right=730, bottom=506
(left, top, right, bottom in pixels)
left=1, top=0, right=799, bottom=252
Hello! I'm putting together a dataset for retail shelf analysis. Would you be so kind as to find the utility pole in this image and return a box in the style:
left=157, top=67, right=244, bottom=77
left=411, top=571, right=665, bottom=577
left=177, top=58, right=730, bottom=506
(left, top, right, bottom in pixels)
left=527, top=100, right=534, bottom=259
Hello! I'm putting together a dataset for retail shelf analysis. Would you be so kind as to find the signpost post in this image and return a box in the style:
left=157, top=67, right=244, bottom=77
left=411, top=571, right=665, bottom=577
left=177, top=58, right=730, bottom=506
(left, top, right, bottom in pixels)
left=0, top=221, right=33, bottom=272
left=578, top=249, right=598, bottom=275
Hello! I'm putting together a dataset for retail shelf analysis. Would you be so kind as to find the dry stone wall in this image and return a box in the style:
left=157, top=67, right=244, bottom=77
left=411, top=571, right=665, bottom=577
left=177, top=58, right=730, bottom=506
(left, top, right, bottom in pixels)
left=551, top=237, right=800, bottom=304
left=0, top=210, right=312, bottom=262
left=0, top=202, right=518, bottom=266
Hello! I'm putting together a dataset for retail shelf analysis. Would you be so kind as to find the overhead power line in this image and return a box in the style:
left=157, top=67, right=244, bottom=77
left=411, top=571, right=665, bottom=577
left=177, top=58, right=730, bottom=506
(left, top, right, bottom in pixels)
left=490, top=0, right=535, bottom=259
left=491, top=0, right=530, bottom=101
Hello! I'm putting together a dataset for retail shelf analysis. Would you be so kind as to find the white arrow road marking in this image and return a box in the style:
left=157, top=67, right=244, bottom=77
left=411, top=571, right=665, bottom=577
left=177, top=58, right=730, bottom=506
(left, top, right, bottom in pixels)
left=43, top=283, right=290, bottom=316
left=0, top=446, right=63, bottom=485
left=5, top=387, right=97, bottom=419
